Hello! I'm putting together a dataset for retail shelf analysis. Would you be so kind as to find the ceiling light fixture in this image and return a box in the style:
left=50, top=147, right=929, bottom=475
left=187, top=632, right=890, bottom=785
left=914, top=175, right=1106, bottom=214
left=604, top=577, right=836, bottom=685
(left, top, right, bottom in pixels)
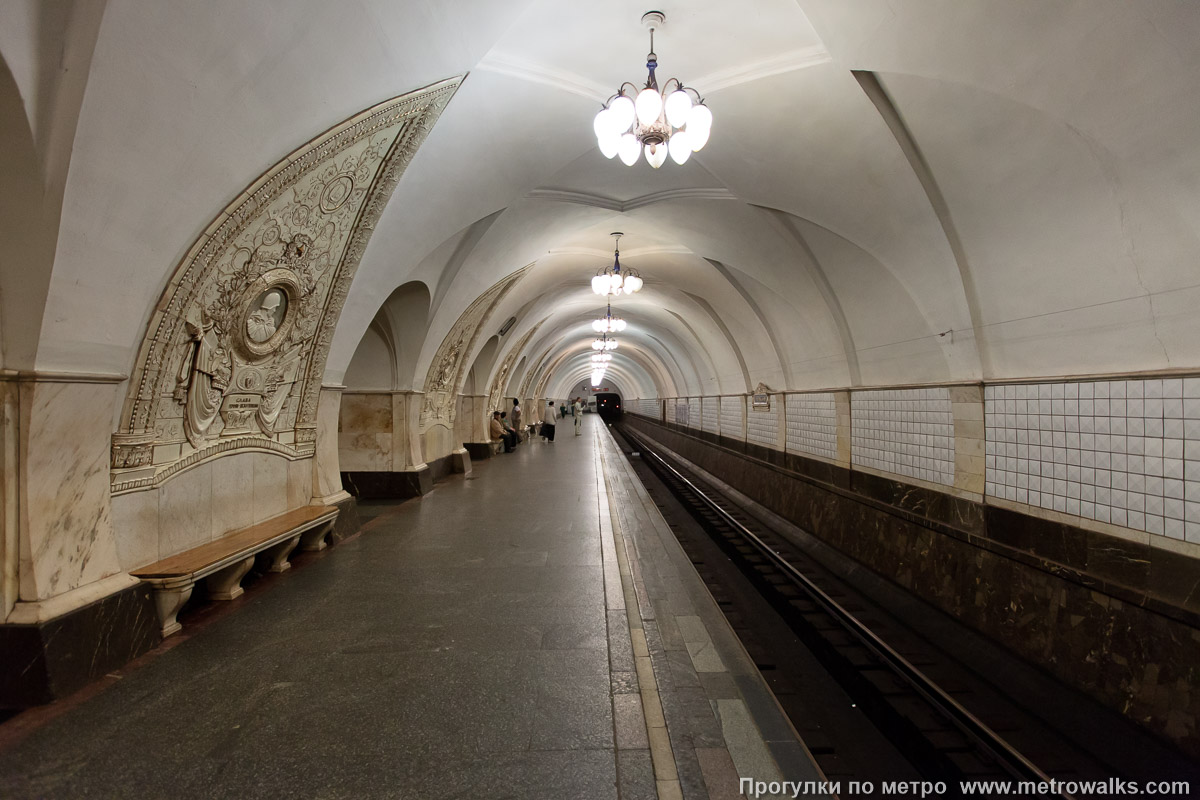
left=592, top=300, right=627, bottom=333
left=593, top=11, right=712, bottom=168
left=591, top=233, right=643, bottom=296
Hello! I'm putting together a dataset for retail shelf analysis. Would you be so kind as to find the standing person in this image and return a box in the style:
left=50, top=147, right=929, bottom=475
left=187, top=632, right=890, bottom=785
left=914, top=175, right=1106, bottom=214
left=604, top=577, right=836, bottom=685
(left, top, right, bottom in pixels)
left=511, top=398, right=523, bottom=442
left=560, top=401, right=568, bottom=419
left=541, top=400, right=557, bottom=442
left=573, top=398, right=583, bottom=435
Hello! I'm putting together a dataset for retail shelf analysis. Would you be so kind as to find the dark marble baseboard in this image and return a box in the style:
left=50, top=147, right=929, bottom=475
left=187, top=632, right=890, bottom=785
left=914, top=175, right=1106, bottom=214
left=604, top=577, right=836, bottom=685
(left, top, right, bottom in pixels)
left=624, top=415, right=1200, bottom=758
left=329, top=494, right=361, bottom=545
left=463, top=441, right=495, bottom=460
left=0, top=583, right=160, bottom=708
left=343, top=468, right=433, bottom=499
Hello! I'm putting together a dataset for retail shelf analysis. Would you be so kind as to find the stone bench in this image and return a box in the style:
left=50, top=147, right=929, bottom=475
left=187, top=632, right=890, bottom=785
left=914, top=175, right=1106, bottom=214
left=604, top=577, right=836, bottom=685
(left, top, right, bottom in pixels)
left=132, top=505, right=338, bottom=637
left=489, top=439, right=504, bottom=455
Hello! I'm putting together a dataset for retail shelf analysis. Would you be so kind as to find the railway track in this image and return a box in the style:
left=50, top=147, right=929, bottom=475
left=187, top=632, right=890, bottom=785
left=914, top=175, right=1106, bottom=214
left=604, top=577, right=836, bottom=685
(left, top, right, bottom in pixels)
left=613, top=424, right=1200, bottom=798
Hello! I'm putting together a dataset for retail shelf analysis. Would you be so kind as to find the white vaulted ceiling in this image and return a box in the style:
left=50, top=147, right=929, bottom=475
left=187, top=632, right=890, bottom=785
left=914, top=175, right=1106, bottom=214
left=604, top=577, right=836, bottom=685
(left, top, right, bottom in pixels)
left=3, top=0, right=1199, bottom=402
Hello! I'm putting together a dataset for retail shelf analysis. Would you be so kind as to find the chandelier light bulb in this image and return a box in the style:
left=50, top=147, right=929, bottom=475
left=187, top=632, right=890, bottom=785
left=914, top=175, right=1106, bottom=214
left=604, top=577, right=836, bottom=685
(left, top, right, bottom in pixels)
left=623, top=274, right=643, bottom=294
left=592, top=319, right=605, bottom=333
left=592, top=339, right=604, bottom=351
left=665, top=89, right=692, bottom=128
left=593, top=108, right=613, bottom=139
left=609, top=95, right=636, bottom=133
left=644, top=142, right=668, bottom=169
left=606, top=339, right=619, bottom=350
left=609, top=273, right=624, bottom=291
left=614, top=318, right=627, bottom=332
left=598, top=130, right=621, bottom=159
left=618, top=133, right=640, bottom=166
left=635, top=86, right=663, bottom=127
left=591, top=275, right=608, bottom=295
left=668, top=130, right=691, bottom=165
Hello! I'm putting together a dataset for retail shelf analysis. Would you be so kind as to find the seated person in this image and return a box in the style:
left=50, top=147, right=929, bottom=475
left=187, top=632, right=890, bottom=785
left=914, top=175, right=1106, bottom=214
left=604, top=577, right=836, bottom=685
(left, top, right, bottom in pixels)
left=490, top=411, right=515, bottom=453
left=500, top=411, right=518, bottom=447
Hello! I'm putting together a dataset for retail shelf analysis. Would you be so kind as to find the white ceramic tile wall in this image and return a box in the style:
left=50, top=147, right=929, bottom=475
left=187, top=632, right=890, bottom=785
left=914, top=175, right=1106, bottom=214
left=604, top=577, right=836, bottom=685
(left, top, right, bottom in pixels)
left=785, top=392, right=838, bottom=461
left=630, top=398, right=659, bottom=418
left=720, top=396, right=744, bottom=440
left=985, top=378, right=1200, bottom=542
left=702, top=397, right=719, bottom=434
left=688, top=397, right=702, bottom=429
left=665, top=399, right=676, bottom=424
left=852, top=388, right=955, bottom=486
left=747, top=399, right=778, bottom=448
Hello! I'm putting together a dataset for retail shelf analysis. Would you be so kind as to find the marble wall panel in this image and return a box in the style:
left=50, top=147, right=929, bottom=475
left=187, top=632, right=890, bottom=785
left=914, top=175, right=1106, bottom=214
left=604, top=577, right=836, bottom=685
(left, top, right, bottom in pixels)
left=19, top=381, right=124, bottom=601
left=288, top=457, right=313, bottom=508
left=338, top=393, right=393, bottom=472
left=211, top=452, right=255, bottom=535
left=110, top=489, right=160, bottom=571
left=252, top=453, right=289, bottom=524
left=158, top=462, right=212, bottom=559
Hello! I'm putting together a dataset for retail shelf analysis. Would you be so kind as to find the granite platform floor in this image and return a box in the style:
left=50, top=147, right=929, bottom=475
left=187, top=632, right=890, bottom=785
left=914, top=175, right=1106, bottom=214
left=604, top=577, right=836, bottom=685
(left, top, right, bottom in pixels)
left=0, top=415, right=818, bottom=799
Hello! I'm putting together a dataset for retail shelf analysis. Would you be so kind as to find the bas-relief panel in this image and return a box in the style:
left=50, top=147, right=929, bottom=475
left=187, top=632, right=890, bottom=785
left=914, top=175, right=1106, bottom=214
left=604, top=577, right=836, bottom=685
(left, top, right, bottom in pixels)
left=487, top=322, right=543, bottom=416
left=418, top=268, right=529, bottom=435
left=19, top=382, right=125, bottom=602
left=110, top=78, right=461, bottom=496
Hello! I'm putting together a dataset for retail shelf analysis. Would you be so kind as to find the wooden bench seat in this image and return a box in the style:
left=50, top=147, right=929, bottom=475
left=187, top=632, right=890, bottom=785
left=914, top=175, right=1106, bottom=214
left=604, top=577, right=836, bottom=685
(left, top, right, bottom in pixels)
left=132, top=504, right=338, bottom=636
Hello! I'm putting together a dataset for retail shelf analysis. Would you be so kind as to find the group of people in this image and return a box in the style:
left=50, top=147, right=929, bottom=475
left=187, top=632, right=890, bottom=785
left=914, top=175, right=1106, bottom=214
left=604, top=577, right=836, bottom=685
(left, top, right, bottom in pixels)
left=489, top=397, right=586, bottom=452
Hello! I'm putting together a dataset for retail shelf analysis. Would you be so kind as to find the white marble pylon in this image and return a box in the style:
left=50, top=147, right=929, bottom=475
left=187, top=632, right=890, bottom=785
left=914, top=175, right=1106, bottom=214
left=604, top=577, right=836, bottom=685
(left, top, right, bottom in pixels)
left=312, top=385, right=349, bottom=505
left=7, top=376, right=129, bottom=622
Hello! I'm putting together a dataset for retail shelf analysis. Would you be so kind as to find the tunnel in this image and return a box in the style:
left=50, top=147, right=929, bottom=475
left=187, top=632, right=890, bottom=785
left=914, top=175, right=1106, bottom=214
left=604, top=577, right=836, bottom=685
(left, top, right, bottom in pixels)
left=1, top=1, right=1199, bottom=796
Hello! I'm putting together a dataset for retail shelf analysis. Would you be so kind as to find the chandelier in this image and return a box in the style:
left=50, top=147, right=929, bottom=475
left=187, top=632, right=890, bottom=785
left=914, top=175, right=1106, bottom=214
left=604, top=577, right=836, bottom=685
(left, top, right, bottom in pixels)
left=592, top=11, right=712, bottom=168
left=591, top=352, right=613, bottom=363
left=591, top=336, right=619, bottom=351
left=592, top=301, right=627, bottom=333
left=591, top=233, right=643, bottom=296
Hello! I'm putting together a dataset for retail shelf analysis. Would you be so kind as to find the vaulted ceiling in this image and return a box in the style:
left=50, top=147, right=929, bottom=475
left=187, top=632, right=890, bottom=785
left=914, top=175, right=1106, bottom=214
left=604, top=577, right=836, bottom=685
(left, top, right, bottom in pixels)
left=3, top=0, right=1198, bottom=403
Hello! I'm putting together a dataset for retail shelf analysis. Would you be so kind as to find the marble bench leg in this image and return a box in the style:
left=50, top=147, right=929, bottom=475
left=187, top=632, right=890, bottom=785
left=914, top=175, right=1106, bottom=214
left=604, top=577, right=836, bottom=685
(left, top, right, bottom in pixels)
left=261, top=534, right=301, bottom=573
left=299, top=521, right=333, bottom=552
left=207, top=555, right=255, bottom=600
left=153, top=583, right=194, bottom=637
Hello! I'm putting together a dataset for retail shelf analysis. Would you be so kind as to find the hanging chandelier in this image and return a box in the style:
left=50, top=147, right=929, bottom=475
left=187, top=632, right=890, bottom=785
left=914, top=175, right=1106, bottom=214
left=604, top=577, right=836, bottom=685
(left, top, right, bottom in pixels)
left=592, top=11, right=712, bottom=169
left=592, top=301, right=627, bottom=333
left=591, top=233, right=644, bottom=296
left=591, top=336, right=619, bottom=351
left=591, top=352, right=613, bottom=363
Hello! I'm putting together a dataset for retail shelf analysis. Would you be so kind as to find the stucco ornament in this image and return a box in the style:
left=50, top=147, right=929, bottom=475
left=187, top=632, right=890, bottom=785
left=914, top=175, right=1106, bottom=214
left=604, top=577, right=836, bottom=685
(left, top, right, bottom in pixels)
left=418, top=267, right=530, bottom=431
left=112, top=78, right=462, bottom=493
left=487, top=321, right=543, bottom=414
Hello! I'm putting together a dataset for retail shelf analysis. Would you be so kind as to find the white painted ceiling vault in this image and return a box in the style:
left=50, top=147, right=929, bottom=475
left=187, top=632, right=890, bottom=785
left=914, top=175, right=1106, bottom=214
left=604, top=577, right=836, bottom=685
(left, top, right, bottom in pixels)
left=3, top=0, right=1200, bottom=407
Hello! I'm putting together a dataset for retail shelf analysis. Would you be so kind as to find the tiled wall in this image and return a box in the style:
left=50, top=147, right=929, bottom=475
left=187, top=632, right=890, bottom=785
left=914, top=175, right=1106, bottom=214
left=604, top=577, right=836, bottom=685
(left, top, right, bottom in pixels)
left=785, top=392, right=839, bottom=462
left=720, top=396, right=744, bottom=440
left=852, top=388, right=955, bottom=487
left=688, top=397, right=702, bottom=430
left=665, top=399, right=676, bottom=424
left=985, top=378, right=1200, bottom=542
left=747, top=400, right=778, bottom=448
left=701, top=397, right=719, bottom=434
